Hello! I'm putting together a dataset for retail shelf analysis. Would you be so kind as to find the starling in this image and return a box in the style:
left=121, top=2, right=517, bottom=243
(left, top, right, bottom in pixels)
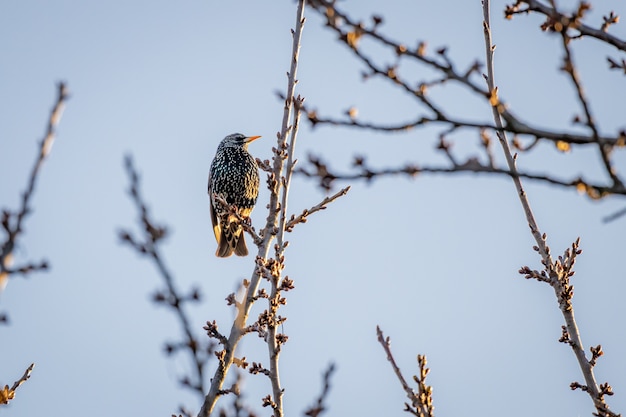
left=208, top=133, right=261, bottom=258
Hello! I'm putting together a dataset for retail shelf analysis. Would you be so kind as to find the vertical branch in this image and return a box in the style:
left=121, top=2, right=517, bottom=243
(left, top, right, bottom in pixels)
left=266, top=98, right=304, bottom=417
left=198, top=1, right=306, bottom=416
left=482, top=2, right=617, bottom=416
left=276, top=97, right=304, bottom=252
left=265, top=3, right=307, bottom=411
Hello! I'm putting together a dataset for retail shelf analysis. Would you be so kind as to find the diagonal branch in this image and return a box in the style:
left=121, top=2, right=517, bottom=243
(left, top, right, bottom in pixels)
left=0, top=82, right=69, bottom=280
left=0, top=363, right=34, bottom=406
left=376, top=327, right=433, bottom=417
left=120, top=155, right=210, bottom=399
left=285, top=186, right=350, bottom=232
left=483, top=2, right=619, bottom=416
left=303, top=363, right=336, bottom=417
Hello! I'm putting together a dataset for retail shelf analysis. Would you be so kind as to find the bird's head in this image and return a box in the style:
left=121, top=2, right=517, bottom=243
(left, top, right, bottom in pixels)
left=221, top=133, right=262, bottom=149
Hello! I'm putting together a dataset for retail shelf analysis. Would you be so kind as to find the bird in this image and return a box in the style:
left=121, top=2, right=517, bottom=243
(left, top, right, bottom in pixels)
left=208, top=133, right=261, bottom=258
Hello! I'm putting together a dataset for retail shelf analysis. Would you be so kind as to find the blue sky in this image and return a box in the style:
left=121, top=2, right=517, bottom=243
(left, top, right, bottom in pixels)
left=1, top=1, right=625, bottom=416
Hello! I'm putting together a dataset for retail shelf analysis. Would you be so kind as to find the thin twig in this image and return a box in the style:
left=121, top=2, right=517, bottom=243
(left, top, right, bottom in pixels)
left=285, top=186, right=351, bottom=232
left=602, top=206, right=626, bottom=223
left=0, top=363, right=34, bottom=405
left=376, top=327, right=433, bottom=417
left=303, top=363, right=336, bottom=417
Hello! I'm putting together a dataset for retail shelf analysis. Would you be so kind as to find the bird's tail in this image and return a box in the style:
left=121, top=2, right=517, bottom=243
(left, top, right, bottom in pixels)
left=216, top=222, right=248, bottom=258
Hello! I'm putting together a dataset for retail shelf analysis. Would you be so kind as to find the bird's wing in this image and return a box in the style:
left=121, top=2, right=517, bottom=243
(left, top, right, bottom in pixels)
left=209, top=198, right=221, bottom=244
left=208, top=176, right=221, bottom=244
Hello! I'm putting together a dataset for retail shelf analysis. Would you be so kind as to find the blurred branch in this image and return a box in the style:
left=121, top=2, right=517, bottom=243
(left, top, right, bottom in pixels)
left=376, top=327, right=433, bottom=417
left=0, top=363, right=34, bottom=406
left=0, top=82, right=68, bottom=322
left=602, top=205, right=626, bottom=223
left=119, top=155, right=213, bottom=403
left=505, top=1, right=626, bottom=52
left=305, top=103, right=623, bottom=147
left=303, top=1, right=626, bottom=200
left=484, top=2, right=619, bottom=415
left=296, top=153, right=618, bottom=200
left=303, top=363, right=336, bottom=417
left=555, top=9, right=623, bottom=189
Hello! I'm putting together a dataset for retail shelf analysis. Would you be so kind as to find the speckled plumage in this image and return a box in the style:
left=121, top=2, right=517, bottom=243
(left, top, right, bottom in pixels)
left=208, top=133, right=260, bottom=257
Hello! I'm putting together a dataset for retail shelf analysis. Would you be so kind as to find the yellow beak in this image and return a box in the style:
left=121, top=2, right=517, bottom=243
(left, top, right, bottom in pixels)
left=245, top=135, right=261, bottom=143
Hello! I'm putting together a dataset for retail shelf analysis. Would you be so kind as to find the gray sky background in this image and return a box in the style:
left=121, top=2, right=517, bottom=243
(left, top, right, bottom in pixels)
left=1, top=1, right=625, bottom=416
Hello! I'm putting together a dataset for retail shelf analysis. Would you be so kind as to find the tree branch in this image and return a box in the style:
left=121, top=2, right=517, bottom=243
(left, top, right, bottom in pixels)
left=376, top=327, right=433, bottom=417
left=505, top=0, right=626, bottom=52
left=120, top=155, right=211, bottom=401
left=0, top=363, right=34, bottom=405
left=0, top=82, right=69, bottom=322
left=483, top=2, right=619, bottom=415
left=285, top=186, right=351, bottom=232
left=303, top=363, right=336, bottom=417
left=303, top=1, right=626, bottom=201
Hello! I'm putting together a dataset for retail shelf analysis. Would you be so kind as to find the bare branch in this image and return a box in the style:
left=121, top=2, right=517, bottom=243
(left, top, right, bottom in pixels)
left=0, top=363, right=34, bottom=405
left=1, top=82, right=69, bottom=280
left=296, top=153, right=618, bottom=200
left=305, top=103, right=624, bottom=147
left=376, top=327, right=433, bottom=417
left=285, top=186, right=350, bottom=232
left=506, top=0, right=626, bottom=52
left=120, top=155, right=211, bottom=400
left=0, top=82, right=69, bottom=324
left=303, top=363, right=336, bottom=417
left=484, top=2, right=619, bottom=415
left=303, top=2, right=626, bottom=201
left=556, top=17, right=623, bottom=189
left=602, top=205, right=626, bottom=223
